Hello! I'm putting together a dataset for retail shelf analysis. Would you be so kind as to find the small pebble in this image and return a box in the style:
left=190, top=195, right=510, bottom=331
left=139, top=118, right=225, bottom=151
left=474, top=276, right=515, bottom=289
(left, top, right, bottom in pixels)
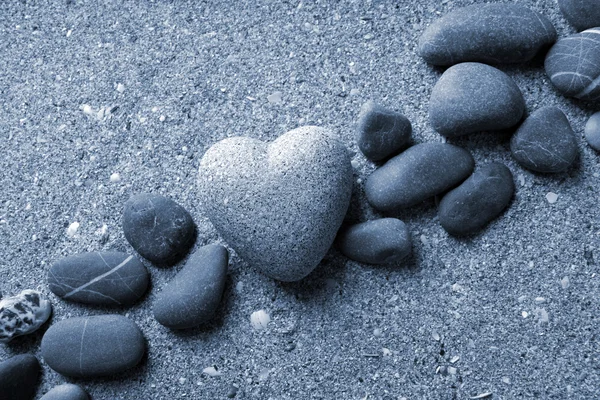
left=250, top=310, right=270, bottom=330
left=267, top=91, right=282, bottom=104
left=558, top=0, right=600, bottom=31
left=227, top=385, right=239, bottom=398
left=0, top=290, right=52, bottom=343
left=116, top=83, right=125, bottom=93
left=585, top=112, right=600, bottom=152
left=561, top=276, right=570, bottom=289
left=202, top=366, right=221, bottom=377
left=66, top=221, right=79, bottom=237
left=546, top=192, right=558, bottom=204
left=0, top=354, right=41, bottom=400
left=109, top=172, right=121, bottom=182
left=40, top=384, right=89, bottom=400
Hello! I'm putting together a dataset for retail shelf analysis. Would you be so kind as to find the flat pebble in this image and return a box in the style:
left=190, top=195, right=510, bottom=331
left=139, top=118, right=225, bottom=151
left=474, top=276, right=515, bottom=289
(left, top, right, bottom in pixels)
left=153, top=244, right=228, bottom=329
left=356, top=101, right=412, bottom=161
left=546, top=192, right=559, bottom=204
left=365, top=143, right=474, bottom=211
left=41, top=315, right=145, bottom=378
left=40, top=384, right=89, bottom=400
left=123, top=193, right=196, bottom=265
left=511, top=107, right=578, bottom=173
left=545, top=29, right=600, bottom=100
left=418, top=3, right=556, bottom=66
left=0, top=354, right=40, bottom=400
left=438, top=163, right=515, bottom=236
left=336, top=218, right=412, bottom=265
left=48, top=252, right=149, bottom=306
left=429, top=62, right=525, bottom=137
left=585, top=112, right=600, bottom=152
left=0, top=290, right=51, bottom=343
left=558, top=0, right=600, bottom=31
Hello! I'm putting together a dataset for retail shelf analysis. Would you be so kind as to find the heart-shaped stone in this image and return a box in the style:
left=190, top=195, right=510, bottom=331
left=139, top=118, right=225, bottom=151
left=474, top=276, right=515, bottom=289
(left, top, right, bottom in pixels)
left=198, top=126, right=353, bottom=282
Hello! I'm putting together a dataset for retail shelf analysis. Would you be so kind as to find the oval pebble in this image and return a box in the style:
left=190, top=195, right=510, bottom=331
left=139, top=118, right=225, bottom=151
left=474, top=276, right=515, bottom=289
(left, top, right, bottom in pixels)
left=0, top=354, right=41, bottom=400
left=365, top=143, right=474, bottom=211
left=0, top=290, right=51, bottom=343
left=356, top=101, right=412, bottom=161
left=40, top=384, right=89, bottom=400
left=558, top=0, right=600, bottom=31
left=153, top=244, right=229, bottom=329
left=511, top=107, right=579, bottom=173
left=545, top=29, right=600, bottom=100
left=41, top=315, right=145, bottom=378
left=429, top=62, right=525, bottom=137
left=418, top=3, right=556, bottom=66
left=48, top=252, right=149, bottom=306
left=585, top=112, right=600, bottom=152
left=336, top=218, right=412, bottom=265
left=123, top=193, right=196, bottom=265
left=438, top=163, right=515, bottom=236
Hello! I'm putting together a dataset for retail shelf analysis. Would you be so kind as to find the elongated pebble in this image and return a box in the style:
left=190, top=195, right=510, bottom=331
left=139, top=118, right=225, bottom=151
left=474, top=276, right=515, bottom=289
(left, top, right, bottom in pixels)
left=40, top=384, right=89, bottom=400
left=0, top=354, right=41, bottom=400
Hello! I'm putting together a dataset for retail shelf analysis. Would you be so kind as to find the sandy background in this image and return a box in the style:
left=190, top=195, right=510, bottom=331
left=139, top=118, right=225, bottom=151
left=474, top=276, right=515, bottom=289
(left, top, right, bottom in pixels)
left=1, top=0, right=599, bottom=398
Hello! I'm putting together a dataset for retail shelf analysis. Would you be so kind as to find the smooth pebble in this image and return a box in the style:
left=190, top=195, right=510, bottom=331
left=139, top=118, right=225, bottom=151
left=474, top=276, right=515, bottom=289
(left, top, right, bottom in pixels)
left=0, top=290, right=51, bottom=343
left=40, top=384, right=89, bottom=400
left=0, top=354, right=40, bottom=400
left=558, top=0, right=600, bottom=31
left=585, top=112, right=600, bottom=152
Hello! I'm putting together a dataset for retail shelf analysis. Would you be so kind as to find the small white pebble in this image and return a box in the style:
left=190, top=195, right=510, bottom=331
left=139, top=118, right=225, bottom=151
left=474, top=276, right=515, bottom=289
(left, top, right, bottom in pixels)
left=81, top=104, right=94, bottom=116
left=25, top=203, right=31, bottom=211
left=447, top=366, right=457, bottom=375
left=202, top=366, right=221, bottom=377
left=351, top=159, right=360, bottom=169
left=267, top=91, right=283, bottom=104
left=116, top=83, right=125, bottom=93
left=450, top=355, right=460, bottom=363
left=250, top=309, right=270, bottom=330
left=432, top=331, right=440, bottom=341
left=382, top=348, right=392, bottom=356
left=96, top=224, right=108, bottom=235
left=521, top=311, right=529, bottom=318
left=534, top=297, right=545, bottom=303
left=350, top=88, right=360, bottom=96
left=150, top=384, right=156, bottom=388
left=236, top=281, right=244, bottom=293
left=560, top=276, right=570, bottom=289
left=420, top=234, right=428, bottom=245
left=179, top=377, right=187, bottom=384
left=66, top=29, right=72, bottom=37
left=517, top=174, right=525, bottom=186
left=109, top=173, right=121, bottom=183
left=151, top=106, right=159, bottom=113
left=66, top=221, right=80, bottom=237
left=159, top=115, right=166, bottom=122
left=546, top=192, right=558, bottom=204
left=502, top=377, right=511, bottom=384
left=373, top=328, right=382, bottom=337
left=364, top=33, right=374, bottom=40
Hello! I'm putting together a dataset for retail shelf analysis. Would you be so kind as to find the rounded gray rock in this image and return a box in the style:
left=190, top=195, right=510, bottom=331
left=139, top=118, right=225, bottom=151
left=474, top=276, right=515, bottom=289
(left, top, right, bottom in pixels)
left=48, top=252, right=149, bottom=306
left=438, top=163, right=515, bottom=236
left=40, top=384, right=89, bottom=400
left=123, top=193, right=196, bottom=265
left=545, top=29, right=600, bottom=101
left=336, top=218, right=412, bottom=265
left=365, top=143, right=474, bottom=211
left=429, top=62, right=525, bottom=137
left=418, top=3, right=557, bottom=66
left=41, top=315, right=145, bottom=378
left=558, top=0, right=600, bottom=31
left=511, top=107, right=579, bottom=173
left=356, top=101, right=412, bottom=161
left=153, top=244, right=228, bottom=329
left=198, top=126, right=353, bottom=282
left=585, top=112, right=600, bottom=152
left=0, top=354, right=40, bottom=400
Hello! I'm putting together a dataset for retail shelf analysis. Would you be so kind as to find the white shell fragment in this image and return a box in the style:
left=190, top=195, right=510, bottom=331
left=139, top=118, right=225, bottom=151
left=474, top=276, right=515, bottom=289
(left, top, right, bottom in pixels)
left=0, top=289, right=52, bottom=343
left=546, top=192, right=558, bottom=204
left=250, top=309, right=271, bottom=330
left=66, top=221, right=80, bottom=237
left=202, top=366, right=221, bottom=377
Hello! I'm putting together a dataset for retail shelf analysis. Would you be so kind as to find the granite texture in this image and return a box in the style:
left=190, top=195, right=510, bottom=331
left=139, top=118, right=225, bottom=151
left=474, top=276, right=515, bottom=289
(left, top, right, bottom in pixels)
left=0, top=290, right=52, bottom=343
left=0, top=354, right=41, bottom=400
left=557, top=0, right=600, bottom=31
left=585, top=111, right=600, bottom=152
left=40, top=384, right=89, bottom=400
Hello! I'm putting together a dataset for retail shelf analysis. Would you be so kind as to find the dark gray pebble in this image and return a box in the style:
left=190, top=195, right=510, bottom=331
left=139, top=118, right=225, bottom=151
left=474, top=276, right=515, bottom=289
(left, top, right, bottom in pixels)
left=418, top=3, right=556, bottom=66
left=558, top=0, right=600, bottom=31
left=123, top=193, right=195, bottom=265
left=48, top=252, right=149, bottom=306
left=429, top=62, right=525, bottom=137
left=511, top=107, right=579, bottom=173
left=545, top=29, right=600, bottom=100
left=0, top=354, right=40, bottom=400
left=227, top=385, right=239, bottom=398
left=40, top=384, right=89, bottom=400
left=153, top=244, right=228, bottom=329
left=336, top=218, right=412, bottom=265
left=585, top=112, right=600, bottom=152
left=365, top=143, right=474, bottom=211
left=41, top=315, right=145, bottom=378
left=356, top=101, right=412, bottom=161
left=438, top=163, right=515, bottom=236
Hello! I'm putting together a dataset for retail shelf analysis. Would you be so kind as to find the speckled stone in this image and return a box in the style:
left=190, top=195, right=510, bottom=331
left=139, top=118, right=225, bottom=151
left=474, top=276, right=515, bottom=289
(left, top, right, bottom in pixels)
left=198, top=126, right=353, bottom=282
left=122, top=193, right=196, bottom=265
left=356, top=101, right=412, bottom=161
left=0, top=354, right=40, bottom=400
left=429, top=62, right=525, bottom=137
left=545, top=29, right=600, bottom=101
left=585, top=112, right=600, bottom=152
left=438, top=163, right=515, bottom=236
left=418, top=3, right=557, bottom=66
left=41, top=315, right=145, bottom=378
left=40, top=384, right=89, bottom=400
left=336, top=218, right=412, bottom=265
left=365, top=143, right=474, bottom=211
left=48, top=252, right=149, bottom=306
left=153, top=244, right=228, bottom=329
left=558, top=0, right=600, bottom=31
left=0, top=290, right=51, bottom=343
left=511, top=107, right=579, bottom=173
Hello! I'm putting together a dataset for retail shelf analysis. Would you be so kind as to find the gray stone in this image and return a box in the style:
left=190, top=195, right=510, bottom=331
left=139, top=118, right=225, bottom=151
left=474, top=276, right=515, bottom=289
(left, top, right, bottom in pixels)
left=429, top=62, right=525, bottom=137
left=40, top=384, right=89, bottom=400
left=48, top=252, right=149, bottom=306
left=438, top=163, right=515, bottom=236
left=153, top=244, right=228, bottom=329
left=365, top=143, right=474, bottom=211
left=123, top=193, right=196, bottom=265
left=198, top=126, right=353, bottom=282
left=356, top=101, right=412, bottom=161
left=558, top=0, right=600, bottom=31
left=0, top=354, right=40, bottom=400
left=545, top=29, right=600, bottom=101
left=511, top=107, right=579, bottom=173
left=585, top=112, right=600, bottom=152
left=418, top=3, right=557, bottom=66
left=0, top=290, right=51, bottom=343
left=336, top=218, right=412, bottom=265
left=41, top=315, right=145, bottom=378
